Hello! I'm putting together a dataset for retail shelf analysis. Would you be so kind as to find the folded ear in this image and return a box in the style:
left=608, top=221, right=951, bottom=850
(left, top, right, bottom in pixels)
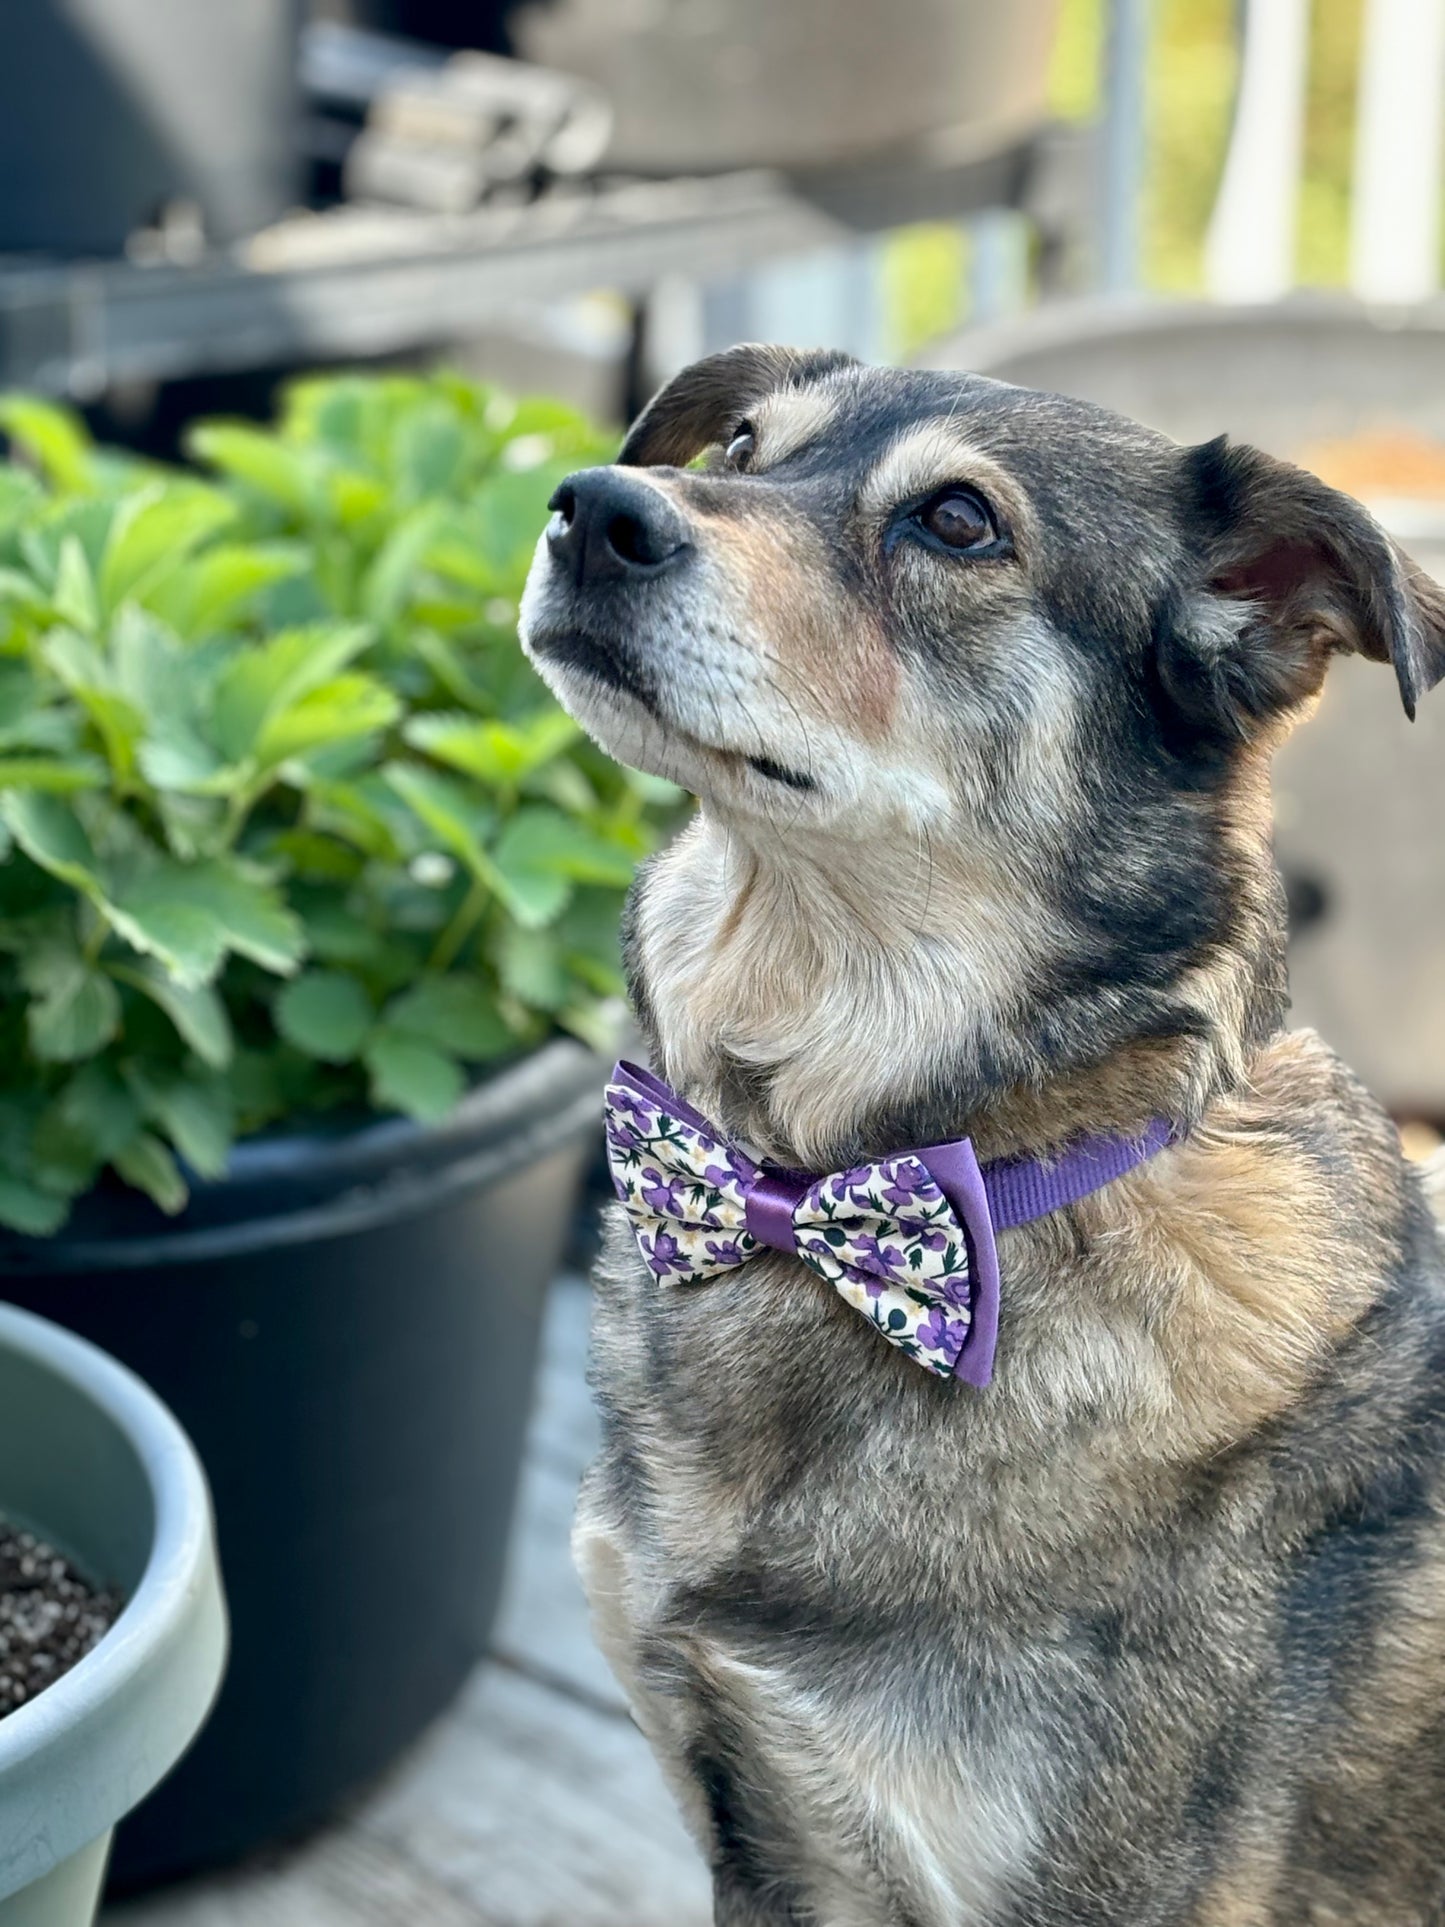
left=1165, top=435, right=1445, bottom=731
left=618, top=343, right=857, bottom=468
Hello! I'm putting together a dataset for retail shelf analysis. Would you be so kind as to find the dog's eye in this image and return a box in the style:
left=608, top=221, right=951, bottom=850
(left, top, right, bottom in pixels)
left=917, top=487, right=996, bottom=552
left=724, top=424, right=756, bottom=472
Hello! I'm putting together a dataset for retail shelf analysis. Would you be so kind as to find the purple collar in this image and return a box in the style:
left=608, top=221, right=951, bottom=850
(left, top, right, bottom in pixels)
left=605, top=1061, right=1179, bottom=1388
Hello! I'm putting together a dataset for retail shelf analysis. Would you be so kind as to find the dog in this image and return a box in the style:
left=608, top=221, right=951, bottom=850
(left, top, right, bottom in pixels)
left=520, top=345, right=1445, bottom=1926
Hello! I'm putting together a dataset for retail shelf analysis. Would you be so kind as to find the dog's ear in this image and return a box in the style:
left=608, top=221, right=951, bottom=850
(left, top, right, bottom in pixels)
left=1164, top=434, right=1445, bottom=731
left=618, top=343, right=857, bottom=468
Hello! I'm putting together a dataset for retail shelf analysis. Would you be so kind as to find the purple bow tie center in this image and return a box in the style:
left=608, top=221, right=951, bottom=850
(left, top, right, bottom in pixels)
left=742, top=1167, right=812, bottom=1256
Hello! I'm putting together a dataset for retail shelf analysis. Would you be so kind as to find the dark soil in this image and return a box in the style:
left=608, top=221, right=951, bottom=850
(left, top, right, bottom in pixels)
left=0, top=1518, right=122, bottom=1718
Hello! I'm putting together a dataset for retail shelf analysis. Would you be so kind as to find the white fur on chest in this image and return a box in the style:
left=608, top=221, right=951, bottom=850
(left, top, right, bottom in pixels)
left=635, top=814, right=1046, bottom=1167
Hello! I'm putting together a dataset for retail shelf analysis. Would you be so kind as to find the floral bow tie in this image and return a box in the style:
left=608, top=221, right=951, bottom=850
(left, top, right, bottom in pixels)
left=604, top=1061, right=1177, bottom=1388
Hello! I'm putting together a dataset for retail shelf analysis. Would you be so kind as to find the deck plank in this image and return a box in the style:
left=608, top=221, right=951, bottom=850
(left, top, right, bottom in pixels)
left=357, top=1663, right=710, bottom=1927
left=525, top=1271, right=602, bottom=1483
left=103, top=1832, right=498, bottom=1927
left=492, top=1449, right=627, bottom=1714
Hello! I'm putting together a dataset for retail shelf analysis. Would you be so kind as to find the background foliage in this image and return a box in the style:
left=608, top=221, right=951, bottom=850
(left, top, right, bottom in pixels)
left=0, top=375, right=673, bottom=1235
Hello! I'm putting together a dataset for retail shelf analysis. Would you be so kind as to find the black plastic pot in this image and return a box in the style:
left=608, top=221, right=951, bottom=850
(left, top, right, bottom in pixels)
left=0, top=1039, right=604, bottom=1892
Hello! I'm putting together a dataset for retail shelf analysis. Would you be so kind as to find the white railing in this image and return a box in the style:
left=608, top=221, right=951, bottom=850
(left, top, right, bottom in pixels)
left=1202, top=0, right=1445, bottom=304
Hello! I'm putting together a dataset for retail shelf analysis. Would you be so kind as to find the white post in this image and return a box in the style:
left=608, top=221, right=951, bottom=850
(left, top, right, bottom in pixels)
left=1099, top=0, right=1150, bottom=292
left=1350, top=0, right=1445, bottom=303
left=1203, top=0, right=1311, bottom=303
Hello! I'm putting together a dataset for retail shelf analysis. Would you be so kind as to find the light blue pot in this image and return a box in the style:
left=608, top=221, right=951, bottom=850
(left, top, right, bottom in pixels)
left=0, top=1302, right=227, bottom=1925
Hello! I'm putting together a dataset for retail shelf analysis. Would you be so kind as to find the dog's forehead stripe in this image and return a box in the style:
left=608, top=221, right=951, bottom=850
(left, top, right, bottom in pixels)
left=750, top=383, right=847, bottom=471
left=859, top=420, right=1014, bottom=519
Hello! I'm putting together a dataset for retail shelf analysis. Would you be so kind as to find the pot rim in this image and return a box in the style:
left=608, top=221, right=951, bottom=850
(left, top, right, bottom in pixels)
left=918, top=287, right=1445, bottom=375
left=0, top=1304, right=227, bottom=1900
left=1, top=1036, right=607, bottom=1273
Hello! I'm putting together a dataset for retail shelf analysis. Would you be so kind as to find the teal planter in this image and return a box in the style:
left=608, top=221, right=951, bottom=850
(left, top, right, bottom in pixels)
left=0, top=1303, right=227, bottom=1926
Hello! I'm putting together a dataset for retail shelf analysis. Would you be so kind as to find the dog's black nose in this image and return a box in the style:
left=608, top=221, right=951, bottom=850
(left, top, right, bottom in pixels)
left=546, top=467, right=689, bottom=585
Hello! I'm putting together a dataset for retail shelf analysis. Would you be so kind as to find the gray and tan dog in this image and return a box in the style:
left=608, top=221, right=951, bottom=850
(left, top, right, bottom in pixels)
left=520, top=346, right=1445, bottom=1926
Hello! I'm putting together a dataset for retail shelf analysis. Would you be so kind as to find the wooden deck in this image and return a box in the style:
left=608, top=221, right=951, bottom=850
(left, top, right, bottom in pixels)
left=105, top=1278, right=712, bottom=1927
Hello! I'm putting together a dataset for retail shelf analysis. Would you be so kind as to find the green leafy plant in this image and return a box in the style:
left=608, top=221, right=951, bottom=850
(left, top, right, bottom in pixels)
left=0, top=375, right=677, bottom=1235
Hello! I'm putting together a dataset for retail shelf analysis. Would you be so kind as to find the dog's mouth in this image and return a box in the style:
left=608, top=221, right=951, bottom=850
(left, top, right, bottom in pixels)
left=743, top=754, right=815, bottom=792
left=528, top=623, right=817, bottom=796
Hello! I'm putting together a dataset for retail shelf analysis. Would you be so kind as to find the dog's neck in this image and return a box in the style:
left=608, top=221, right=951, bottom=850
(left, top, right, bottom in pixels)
left=629, top=806, right=1281, bottom=1170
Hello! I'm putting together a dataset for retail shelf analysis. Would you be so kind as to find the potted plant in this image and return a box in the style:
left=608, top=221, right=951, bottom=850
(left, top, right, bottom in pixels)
left=0, top=1300, right=226, bottom=1924
left=0, top=376, right=674, bottom=1886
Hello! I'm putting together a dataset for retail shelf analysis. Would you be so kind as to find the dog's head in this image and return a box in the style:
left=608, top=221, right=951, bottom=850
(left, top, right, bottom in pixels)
left=523, top=345, right=1445, bottom=818
left=520, top=347, right=1445, bottom=1141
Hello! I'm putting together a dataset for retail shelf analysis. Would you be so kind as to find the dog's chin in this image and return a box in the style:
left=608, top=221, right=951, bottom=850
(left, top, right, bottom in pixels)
left=523, top=625, right=820, bottom=814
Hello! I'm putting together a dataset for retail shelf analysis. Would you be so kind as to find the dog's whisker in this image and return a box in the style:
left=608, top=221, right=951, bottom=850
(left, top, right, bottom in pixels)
left=754, top=661, right=821, bottom=833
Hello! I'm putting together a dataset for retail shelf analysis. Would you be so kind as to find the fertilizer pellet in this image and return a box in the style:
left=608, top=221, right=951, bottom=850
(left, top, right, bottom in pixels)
left=0, top=1519, right=122, bottom=1718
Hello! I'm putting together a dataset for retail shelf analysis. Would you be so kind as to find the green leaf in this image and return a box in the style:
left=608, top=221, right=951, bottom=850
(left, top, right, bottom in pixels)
left=52, top=533, right=98, bottom=632
left=274, top=969, right=373, bottom=1062
left=302, top=773, right=407, bottom=860
left=211, top=622, right=372, bottom=763
left=496, top=394, right=612, bottom=457
left=297, top=898, right=385, bottom=967
left=291, top=378, right=369, bottom=457
left=27, top=957, right=121, bottom=1062
left=469, top=462, right=580, bottom=586
left=385, top=975, right=514, bottom=1060
left=527, top=756, right=599, bottom=816
left=485, top=803, right=641, bottom=931
left=556, top=997, right=625, bottom=1057
left=113, top=1131, right=188, bottom=1214
left=403, top=708, right=578, bottom=787
left=327, top=468, right=389, bottom=528
left=224, top=1046, right=286, bottom=1133
left=359, top=501, right=445, bottom=625
left=0, top=566, right=52, bottom=613
left=0, top=395, right=94, bottom=492
left=0, top=791, right=105, bottom=897
left=18, top=499, right=114, bottom=597
left=254, top=672, right=400, bottom=770
left=0, top=1173, right=69, bottom=1236
left=98, top=481, right=236, bottom=614
left=144, top=542, right=308, bottom=639
left=423, top=529, right=507, bottom=597
left=383, top=763, right=496, bottom=880
left=188, top=422, right=323, bottom=521
left=495, top=923, right=569, bottom=1010
left=364, top=1029, right=464, bottom=1123
left=0, top=756, right=105, bottom=793
left=111, top=962, right=233, bottom=1068
left=267, top=828, right=364, bottom=882
left=127, top=1064, right=234, bottom=1179
left=108, top=856, right=305, bottom=987
left=104, top=890, right=223, bottom=987
left=395, top=399, right=467, bottom=500
left=95, top=606, right=224, bottom=793
left=493, top=805, right=640, bottom=889
left=31, top=1062, right=141, bottom=1196
left=488, top=843, right=570, bottom=929
left=0, top=664, right=47, bottom=740
left=0, top=467, right=45, bottom=536
left=555, top=885, right=626, bottom=994
left=43, top=626, right=147, bottom=782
